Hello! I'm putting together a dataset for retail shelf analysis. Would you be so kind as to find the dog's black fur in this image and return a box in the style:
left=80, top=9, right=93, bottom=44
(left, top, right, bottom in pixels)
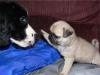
left=0, top=2, right=28, bottom=48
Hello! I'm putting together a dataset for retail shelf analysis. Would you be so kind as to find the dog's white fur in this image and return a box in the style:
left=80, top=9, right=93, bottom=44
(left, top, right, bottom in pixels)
left=41, top=20, right=99, bottom=75
left=10, top=24, right=36, bottom=47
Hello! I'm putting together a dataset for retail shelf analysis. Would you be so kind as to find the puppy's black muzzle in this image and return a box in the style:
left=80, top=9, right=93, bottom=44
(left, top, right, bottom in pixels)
left=48, top=33, right=59, bottom=45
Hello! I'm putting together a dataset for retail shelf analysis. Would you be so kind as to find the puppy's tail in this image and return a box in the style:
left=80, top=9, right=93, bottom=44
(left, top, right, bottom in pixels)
left=92, top=39, right=99, bottom=50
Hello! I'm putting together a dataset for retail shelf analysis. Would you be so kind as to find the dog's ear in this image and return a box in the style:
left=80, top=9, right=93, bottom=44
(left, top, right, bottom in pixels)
left=63, top=28, right=73, bottom=38
left=0, top=18, right=10, bottom=47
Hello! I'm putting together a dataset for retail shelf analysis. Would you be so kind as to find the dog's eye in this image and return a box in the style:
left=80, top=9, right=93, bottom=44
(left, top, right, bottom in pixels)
left=32, top=34, right=34, bottom=37
left=20, top=16, right=27, bottom=23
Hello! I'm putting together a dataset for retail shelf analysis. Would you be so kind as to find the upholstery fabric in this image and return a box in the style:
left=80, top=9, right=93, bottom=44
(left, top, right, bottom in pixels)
left=17, top=1, right=100, bottom=46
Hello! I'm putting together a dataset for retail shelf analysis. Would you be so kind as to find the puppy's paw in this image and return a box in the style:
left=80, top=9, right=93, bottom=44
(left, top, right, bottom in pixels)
left=41, top=29, right=48, bottom=34
left=59, top=72, right=66, bottom=75
left=41, top=29, right=49, bottom=39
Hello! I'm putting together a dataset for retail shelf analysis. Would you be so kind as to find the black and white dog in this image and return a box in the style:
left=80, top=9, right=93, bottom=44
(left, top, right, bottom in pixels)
left=0, top=2, right=36, bottom=49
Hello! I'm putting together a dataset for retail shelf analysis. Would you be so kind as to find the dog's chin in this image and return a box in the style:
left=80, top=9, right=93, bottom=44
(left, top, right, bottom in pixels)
left=10, top=38, right=35, bottom=48
left=12, top=42, right=35, bottom=50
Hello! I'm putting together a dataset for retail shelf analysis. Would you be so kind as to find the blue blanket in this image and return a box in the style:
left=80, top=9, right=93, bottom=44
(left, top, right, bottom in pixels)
left=0, top=40, right=61, bottom=75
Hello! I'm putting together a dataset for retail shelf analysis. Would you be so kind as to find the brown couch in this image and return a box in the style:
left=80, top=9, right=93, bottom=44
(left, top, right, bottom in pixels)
left=17, top=1, right=100, bottom=50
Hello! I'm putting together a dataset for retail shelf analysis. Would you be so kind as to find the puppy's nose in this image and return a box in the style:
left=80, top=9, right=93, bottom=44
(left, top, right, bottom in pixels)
left=49, top=33, right=56, bottom=39
left=48, top=34, right=55, bottom=43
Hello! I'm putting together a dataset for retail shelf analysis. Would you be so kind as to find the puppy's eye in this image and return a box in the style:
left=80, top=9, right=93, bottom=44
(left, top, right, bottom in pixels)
left=54, top=35, right=60, bottom=39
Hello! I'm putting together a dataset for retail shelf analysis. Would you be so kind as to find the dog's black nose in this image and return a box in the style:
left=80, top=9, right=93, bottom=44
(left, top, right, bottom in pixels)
left=29, top=41, right=32, bottom=43
left=28, top=41, right=33, bottom=45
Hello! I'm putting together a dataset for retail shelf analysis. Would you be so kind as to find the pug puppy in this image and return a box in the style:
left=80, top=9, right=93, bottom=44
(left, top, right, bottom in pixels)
left=41, top=20, right=99, bottom=75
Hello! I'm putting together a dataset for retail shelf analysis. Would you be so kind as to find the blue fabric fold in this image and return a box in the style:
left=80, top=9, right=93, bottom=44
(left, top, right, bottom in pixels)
left=0, top=40, right=61, bottom=75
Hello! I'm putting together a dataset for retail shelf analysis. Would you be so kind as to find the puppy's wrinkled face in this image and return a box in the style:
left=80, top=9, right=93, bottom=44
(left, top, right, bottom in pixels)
left=49, top=21, right=75, bottom=46
left=0, top=2, right=36, bottom=48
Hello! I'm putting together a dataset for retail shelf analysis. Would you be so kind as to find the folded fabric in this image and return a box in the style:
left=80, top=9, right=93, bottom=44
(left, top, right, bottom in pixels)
left=0, top=40, right=61, bottom=75
left=27, top=58, right=100, bottom=75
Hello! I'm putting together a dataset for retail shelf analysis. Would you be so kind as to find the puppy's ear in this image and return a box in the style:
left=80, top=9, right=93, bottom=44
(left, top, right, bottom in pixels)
left=63, top=28, right=73, bottom=38
left=0, top=19, right=10, bottom=47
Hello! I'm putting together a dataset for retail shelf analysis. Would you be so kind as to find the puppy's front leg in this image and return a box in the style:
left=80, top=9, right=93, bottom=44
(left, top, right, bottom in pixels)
left=60, top=57, right=74, bottom=75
